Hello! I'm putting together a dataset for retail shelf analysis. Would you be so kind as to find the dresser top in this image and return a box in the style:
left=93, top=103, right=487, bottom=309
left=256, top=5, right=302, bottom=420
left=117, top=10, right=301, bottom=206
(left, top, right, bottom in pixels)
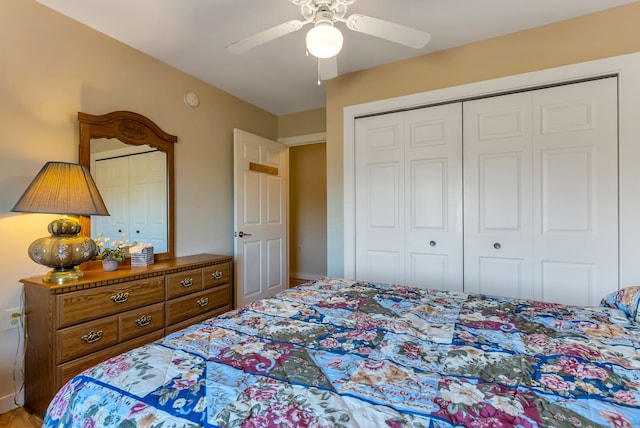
left=20, top=253, right=232, bottom=294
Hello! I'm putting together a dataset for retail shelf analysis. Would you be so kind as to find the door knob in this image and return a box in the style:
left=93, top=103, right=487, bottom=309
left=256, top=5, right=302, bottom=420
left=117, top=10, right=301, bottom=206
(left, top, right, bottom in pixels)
left=493, top=243, right=501, bottom=249
left=429, top=241, right=436, bottom=247
left=235, top=231, right=252, bottom=238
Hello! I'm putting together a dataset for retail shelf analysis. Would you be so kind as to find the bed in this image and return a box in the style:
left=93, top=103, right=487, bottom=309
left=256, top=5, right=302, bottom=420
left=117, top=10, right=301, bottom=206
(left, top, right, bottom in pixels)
left=43, top=278, right=640, bottom=427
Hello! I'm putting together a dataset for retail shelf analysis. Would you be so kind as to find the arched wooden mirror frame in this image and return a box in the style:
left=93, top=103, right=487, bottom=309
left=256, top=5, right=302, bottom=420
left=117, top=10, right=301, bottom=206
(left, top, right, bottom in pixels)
left=78, top=110, right=177, bottom=261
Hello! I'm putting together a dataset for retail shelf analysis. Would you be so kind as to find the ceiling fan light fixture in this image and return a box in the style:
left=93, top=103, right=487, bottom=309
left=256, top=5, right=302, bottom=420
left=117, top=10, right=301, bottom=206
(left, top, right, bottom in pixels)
left=306, top=22, right=343, bottom=58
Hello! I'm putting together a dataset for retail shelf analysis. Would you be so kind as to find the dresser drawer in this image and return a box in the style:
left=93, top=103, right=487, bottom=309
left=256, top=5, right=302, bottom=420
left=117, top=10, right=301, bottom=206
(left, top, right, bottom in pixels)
left=166, top=284, right=231, bottom=326
left=57, top=315, right=119, bottom=363
left=166, top=268, right=203, bottom=299
left=120, top=302, right=165, bottom=342
left=57, top=330, right=165, bottom=386
left=166, top=305, right=230, bottom=335
left=203, top=262, right=231, bottom=289
left=57, top=277, right=165, bottom=328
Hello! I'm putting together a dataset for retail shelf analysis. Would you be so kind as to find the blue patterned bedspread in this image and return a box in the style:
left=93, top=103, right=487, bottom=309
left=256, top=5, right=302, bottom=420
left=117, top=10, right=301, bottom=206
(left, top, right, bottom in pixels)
left=43, top=278, right=640, bottom=427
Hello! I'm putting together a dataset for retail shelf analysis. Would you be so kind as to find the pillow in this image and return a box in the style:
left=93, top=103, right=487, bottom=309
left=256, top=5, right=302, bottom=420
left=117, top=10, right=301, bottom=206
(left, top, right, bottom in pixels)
left=601, top=286, right=640, bottom=323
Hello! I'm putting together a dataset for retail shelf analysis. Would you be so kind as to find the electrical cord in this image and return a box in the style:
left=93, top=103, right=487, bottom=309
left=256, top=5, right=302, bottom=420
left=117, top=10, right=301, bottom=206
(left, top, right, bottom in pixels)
left=12, top=286, right=26, bottom=407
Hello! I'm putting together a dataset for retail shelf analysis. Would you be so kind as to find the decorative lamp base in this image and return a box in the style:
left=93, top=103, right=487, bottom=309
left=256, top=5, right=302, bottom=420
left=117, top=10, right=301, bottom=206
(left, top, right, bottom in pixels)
left=28, top=216, right=97, bottom=283
left=43, top=267, right=85, bottom=284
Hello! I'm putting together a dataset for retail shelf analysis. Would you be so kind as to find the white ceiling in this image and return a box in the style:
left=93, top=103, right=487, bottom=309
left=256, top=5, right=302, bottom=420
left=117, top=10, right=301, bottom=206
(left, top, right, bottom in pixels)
left=36, top=0, right=635, bottom=116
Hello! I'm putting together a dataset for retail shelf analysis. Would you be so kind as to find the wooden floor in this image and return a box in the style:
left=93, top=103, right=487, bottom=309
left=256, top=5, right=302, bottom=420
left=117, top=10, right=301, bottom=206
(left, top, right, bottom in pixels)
left=0, top=277, right=314, bottom=427
left=0, top=406, right=42, bottom=428
left=290, top=277, right=311, bottom=287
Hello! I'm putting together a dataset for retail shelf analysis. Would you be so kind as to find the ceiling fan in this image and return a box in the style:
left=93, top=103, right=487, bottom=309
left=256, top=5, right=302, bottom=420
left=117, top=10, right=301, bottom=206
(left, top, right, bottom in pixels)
left=225, top=0, right=431, bottom=81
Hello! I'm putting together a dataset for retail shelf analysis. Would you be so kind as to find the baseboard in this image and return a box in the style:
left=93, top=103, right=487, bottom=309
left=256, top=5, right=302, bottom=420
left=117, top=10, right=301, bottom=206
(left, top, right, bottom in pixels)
left=0, top=391, right=22, bottom=415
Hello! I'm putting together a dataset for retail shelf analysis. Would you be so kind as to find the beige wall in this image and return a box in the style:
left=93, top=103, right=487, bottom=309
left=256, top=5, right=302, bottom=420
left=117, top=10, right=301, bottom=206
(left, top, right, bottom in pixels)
left=325, top=2, right=640, bottom=276
left=289, top=143, right=327, bottom=279
left=278, top=108, right=326, bottom=138
left=0, top=0, right=278, bottom=410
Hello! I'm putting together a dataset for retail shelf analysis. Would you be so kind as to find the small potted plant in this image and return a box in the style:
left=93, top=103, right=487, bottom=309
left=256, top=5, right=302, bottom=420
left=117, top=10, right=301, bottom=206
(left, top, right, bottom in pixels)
left=94, top=233, right=129, bottom=271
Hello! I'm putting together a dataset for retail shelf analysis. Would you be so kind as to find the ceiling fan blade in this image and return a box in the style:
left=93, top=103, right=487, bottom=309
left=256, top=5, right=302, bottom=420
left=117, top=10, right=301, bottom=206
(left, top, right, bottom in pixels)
left=226, top=20, right=305, bottom=54
left=319, top=56, right=338, bottom=81
left=346, top=14, right=431, bottom=49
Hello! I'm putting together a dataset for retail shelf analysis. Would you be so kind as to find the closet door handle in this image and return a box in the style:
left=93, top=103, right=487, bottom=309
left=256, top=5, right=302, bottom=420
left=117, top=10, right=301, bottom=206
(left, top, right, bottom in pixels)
left=493, top=243, right=501, bottom=250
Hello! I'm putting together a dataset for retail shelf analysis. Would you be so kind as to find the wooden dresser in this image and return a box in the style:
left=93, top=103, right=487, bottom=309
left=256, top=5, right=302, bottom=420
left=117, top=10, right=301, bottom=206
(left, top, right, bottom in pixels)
left=20, top=253, right=233, bottom=417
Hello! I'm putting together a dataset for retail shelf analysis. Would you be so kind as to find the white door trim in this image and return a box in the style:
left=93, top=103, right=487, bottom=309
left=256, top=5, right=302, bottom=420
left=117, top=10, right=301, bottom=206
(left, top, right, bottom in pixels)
left=344, top=52, right=640, bottom=288
left=278, top=132, right=326, bottom=147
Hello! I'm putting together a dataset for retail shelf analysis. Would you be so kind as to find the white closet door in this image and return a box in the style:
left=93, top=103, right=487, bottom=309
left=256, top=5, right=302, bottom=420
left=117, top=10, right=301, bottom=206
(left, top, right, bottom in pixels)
left=355, top=104, right=463, bottom=289
left=404, top=104, right=463, bottom=290
left=129, top=151, right=167, bottom=252
left=355, top=112, right=405, bottom=284
left=93, top=156, right=130, bottom=241
left=464, top=92, right=534, bottom=299
left=465, top=78, right=618, bottom=305
left=532, top=78, right=618, bottom=306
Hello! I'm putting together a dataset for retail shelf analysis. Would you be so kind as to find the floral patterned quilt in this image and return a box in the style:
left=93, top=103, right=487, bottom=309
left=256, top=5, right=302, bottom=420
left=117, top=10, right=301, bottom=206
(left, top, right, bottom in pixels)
left=43, top=278, right=640, bottom=427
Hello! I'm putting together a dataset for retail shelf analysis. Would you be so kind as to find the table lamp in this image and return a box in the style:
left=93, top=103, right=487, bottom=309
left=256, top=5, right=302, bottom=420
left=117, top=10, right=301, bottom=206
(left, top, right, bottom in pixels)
left=12, top=161, right=110, bottom=283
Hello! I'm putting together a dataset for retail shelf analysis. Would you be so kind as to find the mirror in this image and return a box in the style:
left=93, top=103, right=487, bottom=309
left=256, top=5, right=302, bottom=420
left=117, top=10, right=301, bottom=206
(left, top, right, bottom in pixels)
left=78, top=111, right=176, bottom=261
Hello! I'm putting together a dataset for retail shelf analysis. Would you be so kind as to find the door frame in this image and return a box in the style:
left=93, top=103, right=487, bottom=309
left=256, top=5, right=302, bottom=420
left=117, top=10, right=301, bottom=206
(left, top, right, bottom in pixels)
left=278, top=132, right=328, bottom=282
left=344, top=52, right=640, bottom=287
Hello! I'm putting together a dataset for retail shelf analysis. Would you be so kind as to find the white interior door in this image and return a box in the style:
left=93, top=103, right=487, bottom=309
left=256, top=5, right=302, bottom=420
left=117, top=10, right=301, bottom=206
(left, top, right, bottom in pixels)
left=404, top=104, right=463, bottom=290
left=234, top=129, right=288, bottom=307
left=93, top=156, right=129, bottom=240
left=463, top=92, right=535, bottom=299
left=354, top=104, right=463, bottom=289
left=93, top=151, right=167, bottom=251
left=129, top=151, right=167, bottom=251
left=531, top=78, right=618, bottom=306
left=464, top=78, right=618, bottom=305
left=355, top=112, right=405, bottom=284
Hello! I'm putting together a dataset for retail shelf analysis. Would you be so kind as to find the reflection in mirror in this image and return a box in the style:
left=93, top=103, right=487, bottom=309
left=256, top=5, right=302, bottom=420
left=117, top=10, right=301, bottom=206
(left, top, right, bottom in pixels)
left=90, top=139, right=167, bottom=253
left=78, top=111, right=177, bottom=261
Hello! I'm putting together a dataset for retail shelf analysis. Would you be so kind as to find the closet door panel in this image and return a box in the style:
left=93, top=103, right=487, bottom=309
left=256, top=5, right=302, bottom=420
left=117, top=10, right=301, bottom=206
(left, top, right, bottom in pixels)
left=478, top=153, right=523, bottom=231
left=129, top=151, right=167, bottom=251
left=541, top=261, right=595, bottom=306
left=533, top=78, right=618, bottom=305
left=464, top=92, right=534, bottom=299
left=540, top=148, right=593, bottom=232
left=405, top=104, right=462, bottom=290
left=355, top=112, right=405, bottom=284
left=93, top=156, right=129, bottom=240
left=478, top=257, right=526, bottom=298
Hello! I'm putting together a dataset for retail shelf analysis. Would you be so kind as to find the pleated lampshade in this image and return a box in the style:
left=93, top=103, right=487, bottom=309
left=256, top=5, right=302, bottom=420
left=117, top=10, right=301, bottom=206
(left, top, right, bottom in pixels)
left=12, top=161, right=109, bottom=216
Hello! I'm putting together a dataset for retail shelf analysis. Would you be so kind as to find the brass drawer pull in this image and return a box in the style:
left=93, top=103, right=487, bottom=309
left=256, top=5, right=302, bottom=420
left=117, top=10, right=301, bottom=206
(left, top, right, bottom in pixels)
left=196, top=297, right=209, bottom=307
left=135, top=315, right=152, bottom=327
left=110, top=292, right=130, bottom=304
left=81, top=330, right=103, bottom=344
left=180, top=277, right=194, bottom=287
left=212, top=270, right=224, bottom=280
